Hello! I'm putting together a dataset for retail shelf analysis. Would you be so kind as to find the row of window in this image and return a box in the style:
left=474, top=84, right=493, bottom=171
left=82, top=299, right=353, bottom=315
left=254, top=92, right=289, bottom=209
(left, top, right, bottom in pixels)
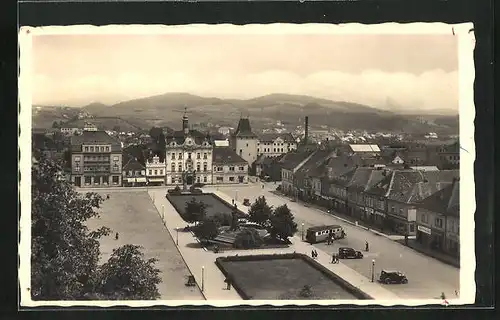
left=83, top=175, right=120, bottom=185
left=215, top=176, right=245, bottom=182
left=259, top=148, right=286, bottom=153
left=148, top=169, right=164, bottom=176
left=74, top=155, right=119, bottom=162
left=420, top=213, right=457, bottom=232
left=169, top=152, right=209, bottom=160
left=258, top=142, right=288, bottom=146
left=83, top=145, right=111, bottom=152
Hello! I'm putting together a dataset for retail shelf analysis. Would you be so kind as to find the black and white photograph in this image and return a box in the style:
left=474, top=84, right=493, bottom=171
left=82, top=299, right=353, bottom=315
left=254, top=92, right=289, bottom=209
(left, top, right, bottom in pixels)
left=19, top=23, right=475, bottom=307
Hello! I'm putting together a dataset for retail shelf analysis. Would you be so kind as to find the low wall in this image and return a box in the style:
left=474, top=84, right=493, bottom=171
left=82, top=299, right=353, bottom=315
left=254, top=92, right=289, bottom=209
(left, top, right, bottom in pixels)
left=215, top=253, right=372, bottom=300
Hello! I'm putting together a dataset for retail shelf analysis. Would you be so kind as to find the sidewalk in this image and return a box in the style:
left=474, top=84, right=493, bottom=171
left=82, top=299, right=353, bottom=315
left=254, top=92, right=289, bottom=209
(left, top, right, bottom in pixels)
left=396, top=239, right=460, bottom=268
left=147, top=189, right=242, bottom=301
left=210, top=189, right=401, bottom=300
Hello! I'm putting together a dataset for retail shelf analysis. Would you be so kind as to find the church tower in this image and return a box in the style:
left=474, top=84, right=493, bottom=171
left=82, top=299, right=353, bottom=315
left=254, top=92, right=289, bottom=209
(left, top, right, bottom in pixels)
left=182, top=107, right=189, bottom=135
left=231, top=116, right=259, bottom=169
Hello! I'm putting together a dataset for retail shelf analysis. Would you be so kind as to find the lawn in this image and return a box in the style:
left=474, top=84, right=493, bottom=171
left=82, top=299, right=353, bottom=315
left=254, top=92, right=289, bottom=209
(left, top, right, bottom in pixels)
left=85, top=191, right=204, bottom=300
left=167, top=193, right=247, bottom=221
left=217, top=255, right=359, bottom=300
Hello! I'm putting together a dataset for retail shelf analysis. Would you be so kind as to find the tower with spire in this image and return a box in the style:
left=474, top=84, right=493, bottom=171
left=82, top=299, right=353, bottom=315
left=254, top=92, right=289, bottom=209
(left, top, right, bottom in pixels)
left=182, top=106, right=189, bottom=135
left=231, top=115, right=259, bottom=168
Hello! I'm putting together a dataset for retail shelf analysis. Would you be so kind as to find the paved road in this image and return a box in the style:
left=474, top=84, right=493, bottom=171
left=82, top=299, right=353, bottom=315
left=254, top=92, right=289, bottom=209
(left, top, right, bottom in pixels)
left=206, top=182, right=460, bottom=300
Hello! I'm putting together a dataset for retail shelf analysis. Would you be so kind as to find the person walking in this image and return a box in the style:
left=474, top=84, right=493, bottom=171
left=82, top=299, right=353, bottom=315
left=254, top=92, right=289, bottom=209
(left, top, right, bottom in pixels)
left=331, top=252, right=336, bottom=263
left=365, top=241, right=369, bottom=252
left=115, top=232, right=119, bottom=240
left=311, top=250, right=315, bottom=259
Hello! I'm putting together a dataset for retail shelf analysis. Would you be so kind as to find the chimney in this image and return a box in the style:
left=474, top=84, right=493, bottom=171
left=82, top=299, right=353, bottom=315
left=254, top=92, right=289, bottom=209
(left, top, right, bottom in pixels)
left=304, top=116, right=309, bottom=145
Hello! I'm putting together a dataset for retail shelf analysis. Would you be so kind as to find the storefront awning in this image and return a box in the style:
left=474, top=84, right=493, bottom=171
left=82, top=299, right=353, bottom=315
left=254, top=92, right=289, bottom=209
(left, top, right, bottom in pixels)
left=136, top=177, right=147, bottom=183
left=148, top=178, right=164, bottom=182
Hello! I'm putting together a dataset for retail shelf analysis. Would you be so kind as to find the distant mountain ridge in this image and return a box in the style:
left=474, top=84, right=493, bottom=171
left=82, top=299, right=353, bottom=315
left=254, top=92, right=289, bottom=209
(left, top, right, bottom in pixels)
left=33, top=93, right=459, bottom=134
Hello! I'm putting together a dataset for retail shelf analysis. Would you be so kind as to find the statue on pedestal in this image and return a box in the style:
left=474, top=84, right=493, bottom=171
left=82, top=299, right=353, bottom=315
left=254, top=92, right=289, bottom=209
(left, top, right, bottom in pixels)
left=182, top=170, right=188, bottom=192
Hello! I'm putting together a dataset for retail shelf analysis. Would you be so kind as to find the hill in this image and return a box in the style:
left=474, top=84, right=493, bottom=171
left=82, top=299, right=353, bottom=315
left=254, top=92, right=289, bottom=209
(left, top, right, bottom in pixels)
left=32, top=93, right=459, bottom=135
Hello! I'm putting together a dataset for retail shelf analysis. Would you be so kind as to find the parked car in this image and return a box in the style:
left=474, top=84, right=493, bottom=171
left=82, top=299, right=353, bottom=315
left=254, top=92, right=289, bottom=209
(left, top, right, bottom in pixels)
left=338, top=247, right=363, bottom=259
left=243, top=198, right=250, bottom=206
left=379, top=270, right=408, bottom=284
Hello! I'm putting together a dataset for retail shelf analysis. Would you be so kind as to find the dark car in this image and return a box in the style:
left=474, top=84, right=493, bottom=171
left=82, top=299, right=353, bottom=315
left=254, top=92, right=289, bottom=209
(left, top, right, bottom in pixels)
left=243, top=198, right=250, bottom=206
left=379, top=270, right=408, bottom=284
left=338, top=247, right=363, bottom=259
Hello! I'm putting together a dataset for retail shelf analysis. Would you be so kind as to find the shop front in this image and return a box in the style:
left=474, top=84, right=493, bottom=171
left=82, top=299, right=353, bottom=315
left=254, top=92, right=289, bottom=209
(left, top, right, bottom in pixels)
left=430, top=229, right=445, bottom=252
left=445, top=232, right=460, bottom=257
left=416, top=224, right=432, bottom=246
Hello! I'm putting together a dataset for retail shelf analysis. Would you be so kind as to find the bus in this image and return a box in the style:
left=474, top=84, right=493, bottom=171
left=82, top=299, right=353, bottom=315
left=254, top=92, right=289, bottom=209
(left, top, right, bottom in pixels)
left=305, top=225, right=345, bottom=244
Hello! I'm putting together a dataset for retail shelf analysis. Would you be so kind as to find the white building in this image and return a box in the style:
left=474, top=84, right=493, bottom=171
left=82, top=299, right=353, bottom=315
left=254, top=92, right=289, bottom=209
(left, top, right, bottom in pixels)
left=164, top=111, right=214, bottom=185
left=145, top=154, right=166, bottom=185
left=257, top=133, right=297, bottom=158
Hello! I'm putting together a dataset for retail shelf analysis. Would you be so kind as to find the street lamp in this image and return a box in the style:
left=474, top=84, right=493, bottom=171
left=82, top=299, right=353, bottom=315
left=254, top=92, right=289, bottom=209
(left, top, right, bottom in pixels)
left=176, top=228, right=179, bottom=245
left=201, top=266, right=205, bottom=292
left=301, top=223, right=305, bottom=241
left=371, top=259, right=375, bottom=282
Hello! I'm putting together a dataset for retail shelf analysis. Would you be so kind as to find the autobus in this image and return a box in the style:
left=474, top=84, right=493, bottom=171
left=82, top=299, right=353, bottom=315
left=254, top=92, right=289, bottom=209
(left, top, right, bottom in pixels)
left=305, top=225, right=345, bottom=244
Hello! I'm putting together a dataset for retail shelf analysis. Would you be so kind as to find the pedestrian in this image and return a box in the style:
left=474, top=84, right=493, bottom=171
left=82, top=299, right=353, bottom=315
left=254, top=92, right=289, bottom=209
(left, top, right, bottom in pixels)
left=106, top=194, right=110, bottom=200
left=440, top=292, right=446, bottom=300
left=311, top=250, right=315, bottom=259
left=331, top=253, right=335, bottom=263
left=232, top=199, right=234, bottom=205
left=115, top=232, right=119, bottom=240
left=314, top=250, right=318, bottom=259
left=365, top=241, right=369, bottom=252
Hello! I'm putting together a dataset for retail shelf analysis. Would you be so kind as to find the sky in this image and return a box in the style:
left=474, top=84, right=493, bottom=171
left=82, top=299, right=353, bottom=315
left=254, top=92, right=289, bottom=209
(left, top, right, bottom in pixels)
left=31, top=32, right=459, bottom=112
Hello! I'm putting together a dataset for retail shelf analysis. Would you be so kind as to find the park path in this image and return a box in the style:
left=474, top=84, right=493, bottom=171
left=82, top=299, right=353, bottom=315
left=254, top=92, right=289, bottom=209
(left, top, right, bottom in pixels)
left=147, top=189, right=242, bottom=301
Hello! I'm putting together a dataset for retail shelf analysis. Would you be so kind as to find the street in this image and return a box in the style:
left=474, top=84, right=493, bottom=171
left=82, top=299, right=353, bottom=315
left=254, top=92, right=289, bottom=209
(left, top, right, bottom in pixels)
left=205, top=182, right=460, bottom=300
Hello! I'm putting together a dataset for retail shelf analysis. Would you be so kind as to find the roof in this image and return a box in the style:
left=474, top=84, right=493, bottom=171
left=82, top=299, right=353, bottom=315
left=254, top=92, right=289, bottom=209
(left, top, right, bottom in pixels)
left=410, top=166, right=440, bottom=172
left=296, top=149, right=334, bottom=178
left=349, top=144, right=381, bottom=152
left=367, top=169, right=460, bottom=203
left=307, top=225, right=342, bottom=232
left=70, top=131, right=121, bottom=152
left=165, top=129, right=212, bottom=145
left=417, top=179, right=460, bottom=216
left=280, top=150, right=315, bottom=170
left=123, top=158, right=145, bottom=171
left=233, top=118, right=257, bottom=138
left=258, top=132, right=295, bottom=143
left=347, top=168, right=387, bottom=192
left=213, top=147, right=247, bottom=165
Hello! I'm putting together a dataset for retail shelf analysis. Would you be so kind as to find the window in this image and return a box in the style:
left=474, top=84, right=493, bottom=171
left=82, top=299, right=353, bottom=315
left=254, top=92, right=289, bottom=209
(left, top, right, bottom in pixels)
left=113, top=164, right=119, bottom=171
left=197, top=176, right=201, bottom=183
left=229, top=177, right=235, bottom=182
left=188, top=153, right=192, bottom=159
left=197, top=153, right=201, bottom=159
left=149, top=170, right=152, bottom=175
left=100, top=146, right=104, bottom=152
left=160, top=169, right=163, bottom=175
left=410, top=224, right=415, bottom=232
left=435, top=218, right=443, bottom=228
left=75, top=156, right=80, bottom=161
left=90, top=146, right=94, bottom=152
left=84, top=146, right=89, bottom=152
left=179, top=153, right=183, bottom=159
left=218, top=166, right=223, bottom=172
left=203, top=176, right=207, bottom=183
left=85, top=176, right=91, bottom=184
left=75, top=165, right=80, bottom=172
left=391, top=206, right=395, bottom=213
left=112, top=176, right=119, bottom=185
left=203, top=163, right=207, bottom=172
left=421, top=214, right=428, bottom=223
left=106, top=146, right=110, bottom=152
left=196, top=163, right=200, bottom=172
left=171, top=153, right=175, bottom=160
left=229, top=166, right=235, bottom=171
left=239, top=166, right=245, bottom=171
left=178, top=162, right=182, bottom=171
left=171, top=163, right=175, bottom=172
left=217, top=177, right=223, bottom=182
left=113, top=156, right=119, bottom=161
left=153, top=169, right=157, bottom=175
left=203, top=153, right=207, bottom=159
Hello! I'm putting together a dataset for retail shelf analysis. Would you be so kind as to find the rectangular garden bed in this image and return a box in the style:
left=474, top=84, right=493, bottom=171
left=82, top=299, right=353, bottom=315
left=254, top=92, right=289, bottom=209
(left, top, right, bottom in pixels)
left=216, top=253, right=371, bottom=300
left=166, top=193, right=247, bottom=221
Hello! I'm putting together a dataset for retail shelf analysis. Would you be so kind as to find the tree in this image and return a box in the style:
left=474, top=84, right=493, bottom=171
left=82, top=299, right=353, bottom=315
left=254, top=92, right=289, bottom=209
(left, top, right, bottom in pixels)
left=247, top=196, right=273, bottom=227
left=95, top=245, right=161, bottom=300
left=192, top=219, right=219, bottom=244
left=270, top=204, right=298, bottom=241
left=52, top=121, right=60, bottom=128
left=31, top=156, right=162, bottom=300
left=183, top=197, right=207, bottom=225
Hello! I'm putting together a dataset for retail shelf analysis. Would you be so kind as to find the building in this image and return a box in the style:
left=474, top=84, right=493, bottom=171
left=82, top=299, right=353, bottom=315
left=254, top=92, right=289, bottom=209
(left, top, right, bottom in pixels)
left=83, top=122, right=98, bottom=132
left=69, top=130, right=123, bottom=187
left=122, top=157, right=147, bottom=187
left=366, top=170, right=459, bottom=235
left=212, top=147, right=249, bottom=184
left=345, top=167, right=387, bottom=222
left=230, top=117, right=260, bottom=168
left=416, top=178, right=460, bottom=257
left=165, top=111, right=214, bottom=185
left=280, top=150, right=316, bottom=196
left=257, top=133, right=297, bottom=158
left=60, top=127, right=81, bottom=136
left=146, top=154, right=167, bottom=186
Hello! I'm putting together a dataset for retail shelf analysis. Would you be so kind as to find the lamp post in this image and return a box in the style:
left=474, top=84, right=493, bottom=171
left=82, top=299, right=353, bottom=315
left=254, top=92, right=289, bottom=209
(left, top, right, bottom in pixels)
left=301, top=223, right=305, bottom=241
left=371, top=259, right=375, bottom=282
left=161, top=205, right=164, bottom=220
left=201, top=266, right=205, bottom=292
left=176, top=228, right=179, bottom=245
